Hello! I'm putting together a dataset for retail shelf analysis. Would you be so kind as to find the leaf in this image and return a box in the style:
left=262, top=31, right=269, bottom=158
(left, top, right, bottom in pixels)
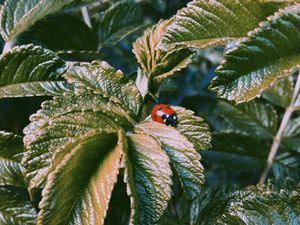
left=133, top=19, right=194, bottom=84
left=0, top=187, right=37, bottom=225
left=273, top=152, right=300, bottom=181
left=210, top=5, right=300, bottom=103
left=124, top=133, right=172, bottom=225
left=218, top=100, right=278, bottom=139
left=0, top=44, right=67, bottom=98
left=0, top=131, right=26, bottom=187
left=37, top=130, right=123, bottom=225
left=64, top=61, right=142, bottom=117
left=262, top=76, right=293, bottom=108
left=98, top=0, right=143, bottom=48
left=190, top=185, right=239, bottom=225
left=16, top=13, right=98, bottom=51
left=282, top=116, right=300, bottom=152
left=22, top=90, right=133, bottom=194
left=173, top=106, right=211, bottom=150
left=159, top=0, right=286, bottom=50
left=0, top=0, right=74, bottom=41
left=191, top=180, right=300, bottom=225
left=219, top=188, right=300, bottom=225
left=135, top=121, right=204, bottom=200
left=202, top=133, right=268, bottom=171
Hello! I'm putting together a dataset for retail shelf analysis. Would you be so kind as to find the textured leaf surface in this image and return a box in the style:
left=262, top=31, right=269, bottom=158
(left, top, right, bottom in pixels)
left=273, top=152, right=300, bottom=181
left=37, top=130, right=122, bottom=225
left=64, top=61, right=142, bottom=117
left=17, top=13, right=98, bottom=51
left=133, top=20, right=194, bottom=83
left=218, top=100, right=278, bottom=139
left=0, top=0, right=74, bottom=41
left=22, top=91, right=132, bottom=194
left=125, top=133, right=172, bottom=225
left=0, top=45, right=67, bottom=98
left=0, top=187, right=37, bottom=225
left=283, top=117, right=300, bottom=152
left=191, top=181, right=300, bottom=225
left=210, top=5, right=300, bottom=103
left=0, top=131, right=26, bottom=187
left=98, top=0, right=143, bottom=47
left=220, top=189, right=300, bottom=225
left=173, top=106, right=211, bottom=150
left=262, top=76, right=293, bottom=108
left=160, top=0, right=284, bottom=50
left=135, top=121, right=204, bottom=200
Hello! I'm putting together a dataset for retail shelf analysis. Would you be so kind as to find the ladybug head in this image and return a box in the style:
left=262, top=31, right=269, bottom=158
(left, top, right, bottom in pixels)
left=165, top=113, right=178, bottom=127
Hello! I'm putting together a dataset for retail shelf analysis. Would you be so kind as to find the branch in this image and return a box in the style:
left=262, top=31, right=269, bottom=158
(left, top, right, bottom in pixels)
left=259, top=71, right=300, bottom=184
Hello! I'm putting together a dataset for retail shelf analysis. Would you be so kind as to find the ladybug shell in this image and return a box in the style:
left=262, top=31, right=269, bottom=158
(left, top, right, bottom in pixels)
left=151, top=104, right=178, bottom=127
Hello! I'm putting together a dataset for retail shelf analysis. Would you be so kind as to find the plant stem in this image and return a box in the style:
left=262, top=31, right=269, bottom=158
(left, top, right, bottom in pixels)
left=259, top=71, right=300, bottom=185
left=81, top=6, right=92, bottom=28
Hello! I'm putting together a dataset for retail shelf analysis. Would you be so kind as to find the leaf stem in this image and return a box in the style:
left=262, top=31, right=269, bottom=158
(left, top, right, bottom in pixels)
left=259, top=71, right=300, bottom=184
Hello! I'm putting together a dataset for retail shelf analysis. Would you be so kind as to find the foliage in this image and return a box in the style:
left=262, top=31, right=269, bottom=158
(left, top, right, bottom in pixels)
left=0, top=0, right=300, bottom=225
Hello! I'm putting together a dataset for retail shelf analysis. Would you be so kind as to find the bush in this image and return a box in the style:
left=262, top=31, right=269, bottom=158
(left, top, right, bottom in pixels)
left=0, top=0, right=300, bottom=224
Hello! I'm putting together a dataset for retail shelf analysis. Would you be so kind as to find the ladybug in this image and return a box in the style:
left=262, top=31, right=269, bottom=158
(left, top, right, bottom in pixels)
left=151, top=104, right=178, bottom=127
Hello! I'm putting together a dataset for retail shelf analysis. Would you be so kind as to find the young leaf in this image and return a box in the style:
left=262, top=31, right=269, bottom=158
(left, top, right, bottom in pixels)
left=22, top=91, right=132, bottom=194
left=16, top=13, right=98, bottom=51
left=210, top=5, right=300, bottom=103
left=218, top=100, right=278, bottom=139
left=98, top=0, right=143, bottom=48
left=0, top=0, right=74, bottom=42
left=159, top=0, right=286, bottom=50
left=135, top=121, right=204, bottom=200
left=125, top=133, right=172, bottom=225
left=0, top=187, right=37, bottom=225
left=0, top=131, right=26, bottom=187
left=262, top=76, right=293, bottom=108
left=0, top=44, right=68, bottom=98
left=133, top=20, right=194, bottom=84
left=64, top=61, right=142, bottom=117
left=37, top=130, right=122, bottom=225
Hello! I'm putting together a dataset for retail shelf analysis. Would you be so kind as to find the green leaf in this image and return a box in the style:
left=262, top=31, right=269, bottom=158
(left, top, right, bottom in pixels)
left=64, top=61, right=142, bottom=117
left=133, top=19, right=194, bottom=84
left=0, top=0, right=74, bottom=41
left=282, top=116, right=300, bottom=152
left=0, top=44, right=68, bottom=98
left=273, top=152, right=300, bottom=181
left=191, top=180, right=300, bottom=225
left=219, top=188, right=300, bottom=225
left=0, top=187, right=37, bottom=225
left=16, top=13, right=98, bottom=51
left=218, top=100, right=278, bottom=139
left=190, top=185, right=239, bottom=225
left=125, top=133, right=172, bottom=225
left=135, top=121, right=204, bottom=200
left=159, top=0, right=286, bottom=50
left=37, top=130, right=122, bottom=225
left=173, top=106, right=211, bottom=150
left=0, top=131, right=26, bottom=187
left=262, top=76, right=293, bottom=108
left=22, top=90, right=133, bottom=194
left=210, top=5, right=300, bottom=103
left=203, top=133, right=268, bottom=171
left=98, top=0, right=143, bottom=48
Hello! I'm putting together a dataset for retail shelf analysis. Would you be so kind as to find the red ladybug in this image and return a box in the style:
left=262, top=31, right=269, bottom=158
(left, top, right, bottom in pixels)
left=151, top=104, right=178, bottom=127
